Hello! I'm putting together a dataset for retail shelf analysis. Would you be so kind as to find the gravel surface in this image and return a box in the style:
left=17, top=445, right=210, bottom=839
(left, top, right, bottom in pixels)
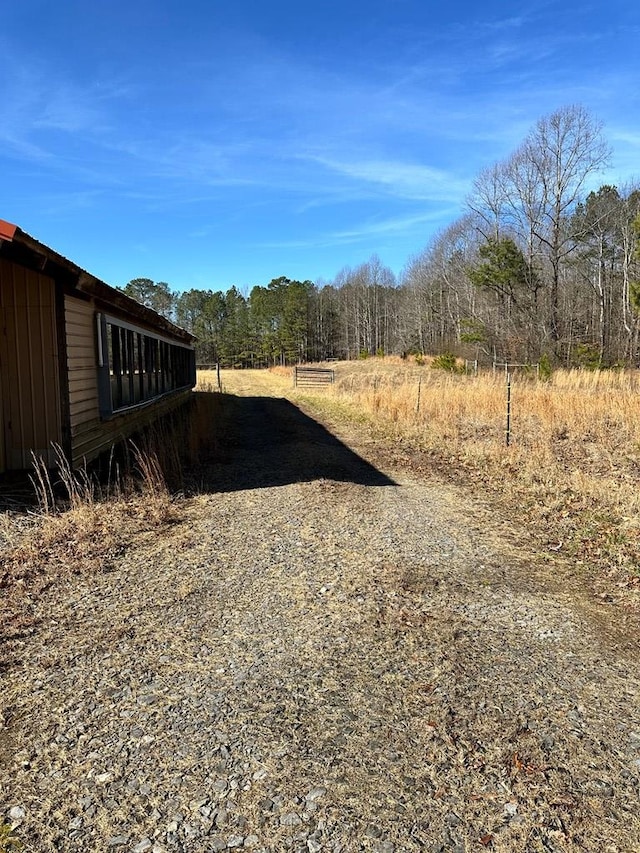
left=2, top=393, right=640, bottom=852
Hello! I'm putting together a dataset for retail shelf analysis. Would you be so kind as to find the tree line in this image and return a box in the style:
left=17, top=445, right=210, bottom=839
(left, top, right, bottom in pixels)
left=120, top=105, right=640, bottom=369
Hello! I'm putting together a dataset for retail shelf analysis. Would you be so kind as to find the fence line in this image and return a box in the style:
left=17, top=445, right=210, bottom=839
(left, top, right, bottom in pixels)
left=293, top=366, right=335, bottom=388
left=493, top=360, right=540, bottom=380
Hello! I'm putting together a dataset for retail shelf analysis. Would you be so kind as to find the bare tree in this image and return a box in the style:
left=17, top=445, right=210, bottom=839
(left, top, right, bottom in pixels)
left=468, top=163, right=508, bottom=242
left=521, top=105, right=611, bottom=351
left=618, top=183, right=640, bottom=357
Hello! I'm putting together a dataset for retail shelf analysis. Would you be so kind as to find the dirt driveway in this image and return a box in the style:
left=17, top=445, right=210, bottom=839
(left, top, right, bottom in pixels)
left=2, top=379, right=640, bottom=852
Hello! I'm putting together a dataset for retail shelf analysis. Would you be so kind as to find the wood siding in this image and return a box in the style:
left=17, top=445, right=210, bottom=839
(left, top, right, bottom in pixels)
left=65, top=296, right=99, bottom=423
left=71, top=388, right=193, bottom=468
left=64, top=295, right=101, bottom=466
left=0, top=259, right=62, bottom=470
left=64, top=296, right=193, bottom=467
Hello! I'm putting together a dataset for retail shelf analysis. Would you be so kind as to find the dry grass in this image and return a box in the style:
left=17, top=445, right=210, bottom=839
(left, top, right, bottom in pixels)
left=336, top=363, right=640, bottom=602
left=326, top=362, right=640, bottom=462
left=0, top=391, right=234, bottom=671
left=331, top=363, right=640, bottom=591
left=0, top=823, right=21, bottom=852
left=196, top=367, right=292, bottom=396
left=0, top=439, right=181, bottom=672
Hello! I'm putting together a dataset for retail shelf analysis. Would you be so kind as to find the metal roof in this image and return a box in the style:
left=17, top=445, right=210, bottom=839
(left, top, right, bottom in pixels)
left=0, top=219, right=17, bottom=242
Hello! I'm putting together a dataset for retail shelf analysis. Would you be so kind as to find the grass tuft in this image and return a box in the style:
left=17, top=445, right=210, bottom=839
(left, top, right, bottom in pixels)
left=0, top=822, right=22, bottom=851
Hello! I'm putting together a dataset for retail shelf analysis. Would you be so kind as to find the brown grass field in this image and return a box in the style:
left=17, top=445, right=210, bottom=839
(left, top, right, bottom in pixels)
left=198, top=359, right=640, bottom=610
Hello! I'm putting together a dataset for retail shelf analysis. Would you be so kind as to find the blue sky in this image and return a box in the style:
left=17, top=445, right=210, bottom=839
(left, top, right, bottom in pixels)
left=1, top=0, right=639, bottom=293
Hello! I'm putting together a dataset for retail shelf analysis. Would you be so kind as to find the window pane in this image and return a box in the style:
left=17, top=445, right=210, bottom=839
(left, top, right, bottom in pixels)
left=109, top=324, right=123, bottom=409
left=132, top=333, right=142, bottom=403
left=103, top=320, right=192, bottom=414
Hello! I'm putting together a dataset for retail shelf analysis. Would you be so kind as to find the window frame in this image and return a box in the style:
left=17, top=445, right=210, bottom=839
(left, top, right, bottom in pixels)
left=97, top=313, right=195, bottom=419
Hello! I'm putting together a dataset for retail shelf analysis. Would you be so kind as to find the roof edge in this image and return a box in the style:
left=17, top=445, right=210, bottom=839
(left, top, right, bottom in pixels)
left=0, top=219, right=17, bottom=242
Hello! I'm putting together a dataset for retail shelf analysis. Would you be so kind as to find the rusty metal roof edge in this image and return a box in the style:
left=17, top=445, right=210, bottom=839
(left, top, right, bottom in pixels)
left=6, top=222, right=195, bottom=343
left=0, top=218, right=18, bottom=242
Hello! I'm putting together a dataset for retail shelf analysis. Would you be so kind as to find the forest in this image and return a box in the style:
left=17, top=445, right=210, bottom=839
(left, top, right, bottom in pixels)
left=120, top=106, right=640, bottom=369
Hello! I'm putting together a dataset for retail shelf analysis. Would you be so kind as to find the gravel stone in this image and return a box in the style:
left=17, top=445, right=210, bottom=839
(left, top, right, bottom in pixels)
left=95, top=772, right=113, bottom=784
left=372, top=842, right=395, bottom=853
left=305, top=788, right=326, bottom=802
left=2, top=391, right=640, bottom=852
left=8, top=806, right=25, bottom=823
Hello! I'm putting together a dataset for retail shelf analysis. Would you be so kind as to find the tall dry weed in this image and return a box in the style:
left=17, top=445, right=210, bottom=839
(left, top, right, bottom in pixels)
left=2, top=442, right=180, bottom=662
left=301, top=361, right=640, bottom=583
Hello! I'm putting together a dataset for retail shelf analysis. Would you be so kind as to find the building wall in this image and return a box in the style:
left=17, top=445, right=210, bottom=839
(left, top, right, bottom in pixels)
left=64, top=295, right=101, bottom=465
left=0, top=258, right=62, bottom=471
left=0, top=250, right=194, bottom=473
left=64, top=294, right=194, bottom=468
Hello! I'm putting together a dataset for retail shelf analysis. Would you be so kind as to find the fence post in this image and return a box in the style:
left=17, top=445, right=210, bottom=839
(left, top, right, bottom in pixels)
left=415, top=375, right=422, bottom=414
left=505, top=371, right=511, bottom=447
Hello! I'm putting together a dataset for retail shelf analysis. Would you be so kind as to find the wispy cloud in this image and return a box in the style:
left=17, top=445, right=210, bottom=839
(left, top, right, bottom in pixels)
left=483, top=15, right=530, bottom=31
left=0, top=44, right=133, bottom=170
left=1, top=24, right=627, bottom=204
left=301, top=155, right=470, bottom=202
left=255, top=210, right=451, bottom=251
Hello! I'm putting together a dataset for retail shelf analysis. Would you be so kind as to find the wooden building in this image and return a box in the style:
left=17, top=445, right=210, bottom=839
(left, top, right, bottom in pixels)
left=0, top=220, right=196, bottom=473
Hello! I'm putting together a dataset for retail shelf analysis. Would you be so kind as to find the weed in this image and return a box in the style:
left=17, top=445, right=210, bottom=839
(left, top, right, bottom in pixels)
left=574, top=342, right=602, bottom=370
left=0, top=822, right=22, bottom=851
left=538, top=352, right=553, bottom=381
left=431, top=352, right=462, bottom=372
left=129, top=441, right=174, bottom=523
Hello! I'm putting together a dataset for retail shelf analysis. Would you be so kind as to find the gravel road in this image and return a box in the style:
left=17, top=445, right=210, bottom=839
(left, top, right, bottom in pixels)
left=2, top=393, right=640, bottom=852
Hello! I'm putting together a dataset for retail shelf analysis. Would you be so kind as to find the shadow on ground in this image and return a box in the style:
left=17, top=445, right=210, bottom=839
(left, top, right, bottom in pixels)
left=189, top=392, right=396, bottom=492
left=0, top=471, right=40, bottom=512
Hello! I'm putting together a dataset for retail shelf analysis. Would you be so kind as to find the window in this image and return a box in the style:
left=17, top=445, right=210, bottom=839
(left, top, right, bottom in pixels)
left=98, top=314, right=195, bottom=418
